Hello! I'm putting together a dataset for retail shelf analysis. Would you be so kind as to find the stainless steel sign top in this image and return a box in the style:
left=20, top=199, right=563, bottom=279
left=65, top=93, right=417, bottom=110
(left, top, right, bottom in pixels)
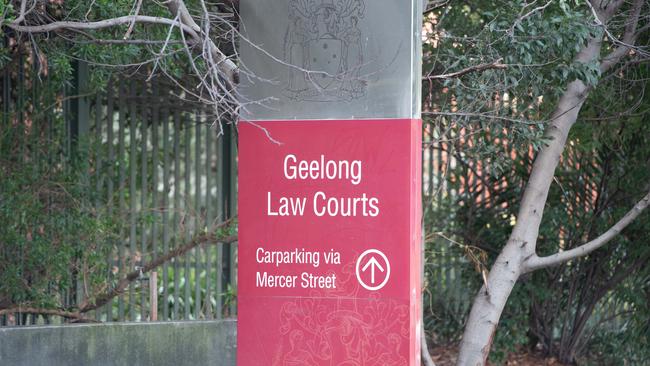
left=239, top=0, right=423, bottom=121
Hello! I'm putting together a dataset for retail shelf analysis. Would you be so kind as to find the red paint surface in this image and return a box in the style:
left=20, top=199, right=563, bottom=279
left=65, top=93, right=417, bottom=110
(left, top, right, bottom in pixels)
left=238, top=119, right=422, bottom=365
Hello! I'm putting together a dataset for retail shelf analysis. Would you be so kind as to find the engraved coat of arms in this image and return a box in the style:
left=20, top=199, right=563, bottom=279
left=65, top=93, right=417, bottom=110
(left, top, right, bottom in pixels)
left=284, top=0, right=367, bottom=102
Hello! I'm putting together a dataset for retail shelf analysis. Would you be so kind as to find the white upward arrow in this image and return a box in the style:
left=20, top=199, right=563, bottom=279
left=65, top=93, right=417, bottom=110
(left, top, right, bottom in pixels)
left=362, top=256, right=385, bottom=284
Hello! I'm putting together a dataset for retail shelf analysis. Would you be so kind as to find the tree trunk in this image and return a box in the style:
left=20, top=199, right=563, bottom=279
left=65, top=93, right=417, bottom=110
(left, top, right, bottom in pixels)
left=455, top=35, right=602, bottom=364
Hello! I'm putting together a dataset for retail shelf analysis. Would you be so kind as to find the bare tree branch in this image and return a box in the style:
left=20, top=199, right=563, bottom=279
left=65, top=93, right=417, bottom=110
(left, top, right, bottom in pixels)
left=81, top=218, right=238, bottom=313
left=423, top=110, right=541, bottom=125
left=0, top=218, right=237, bottom=320
left=0, top=307, right=97, bottom=322
left=587, top=0, right=647, bottom=73
left=15, top=0, right=27, bottom=23
left=123, top=0, right=144, bottom=40
left=164, top=0, right=239, bottom=84
left=6, top=0, right=239, bottom=82
left=13, top=0, right=31, bottom=24
left=7, top=15, right=197, bottom=35
left=72, top=38, right=185, bottom=45
left=587, top=0, right=626, bottom=20
left=424, top=0, right=450, bottom=14
left=524, top=190, right=650, bottom=272
left=423, top=58, right=507, bottom=80
left=507, top=0, right=553, bottom=36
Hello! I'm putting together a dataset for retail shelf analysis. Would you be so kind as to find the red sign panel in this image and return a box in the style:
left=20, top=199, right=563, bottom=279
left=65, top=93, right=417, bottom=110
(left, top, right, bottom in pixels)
left=238, top=119, right=422, bottom=365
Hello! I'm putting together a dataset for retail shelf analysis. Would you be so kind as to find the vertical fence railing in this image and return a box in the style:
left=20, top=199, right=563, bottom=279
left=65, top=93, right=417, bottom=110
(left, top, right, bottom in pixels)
left=0, top=55, right=238, bottom=324
left=88, top=77, right=238, bottom=322
left=422, top=121, right=480, bottom=330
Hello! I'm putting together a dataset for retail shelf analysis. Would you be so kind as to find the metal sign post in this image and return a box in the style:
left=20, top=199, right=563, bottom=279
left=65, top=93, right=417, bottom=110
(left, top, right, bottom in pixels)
left=238, top=1, right=423, bottom=364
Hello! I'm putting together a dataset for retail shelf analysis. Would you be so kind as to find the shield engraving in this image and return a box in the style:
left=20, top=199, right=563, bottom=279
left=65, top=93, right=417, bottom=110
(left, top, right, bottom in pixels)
left=308, top=36, right=342, bottom=89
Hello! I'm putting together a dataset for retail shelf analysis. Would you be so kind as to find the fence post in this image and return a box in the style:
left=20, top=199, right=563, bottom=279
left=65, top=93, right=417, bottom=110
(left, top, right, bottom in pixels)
left=220, top=122, right=237, bottom=316
left=150, top=271, right=158, bottom=321
left=65, top=60, right=91, bottom=311
left=67, top=60, right=90, bottom=153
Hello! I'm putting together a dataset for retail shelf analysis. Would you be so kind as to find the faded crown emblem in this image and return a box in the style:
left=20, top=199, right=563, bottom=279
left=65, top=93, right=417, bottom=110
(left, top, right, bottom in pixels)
left=284, top=0, right=367, bottom=102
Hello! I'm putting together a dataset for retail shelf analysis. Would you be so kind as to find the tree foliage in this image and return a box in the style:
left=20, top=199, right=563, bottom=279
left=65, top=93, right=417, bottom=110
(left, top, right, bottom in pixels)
left=422, top=0, right=649, bottom=364
left=0, top=134, right=116, bottom=314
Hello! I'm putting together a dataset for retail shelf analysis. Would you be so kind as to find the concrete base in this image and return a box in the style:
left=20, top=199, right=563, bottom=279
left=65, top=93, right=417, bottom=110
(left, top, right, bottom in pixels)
left=0, top=320, right=236, bottom=366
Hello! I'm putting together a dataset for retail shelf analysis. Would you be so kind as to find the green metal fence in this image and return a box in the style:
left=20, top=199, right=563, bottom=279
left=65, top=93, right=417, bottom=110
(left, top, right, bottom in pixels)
left=421, top=121, right=477, bottom=335
left=88, top=77, right=238, bottom=322
left=1, top=55, right=237, bottom=325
